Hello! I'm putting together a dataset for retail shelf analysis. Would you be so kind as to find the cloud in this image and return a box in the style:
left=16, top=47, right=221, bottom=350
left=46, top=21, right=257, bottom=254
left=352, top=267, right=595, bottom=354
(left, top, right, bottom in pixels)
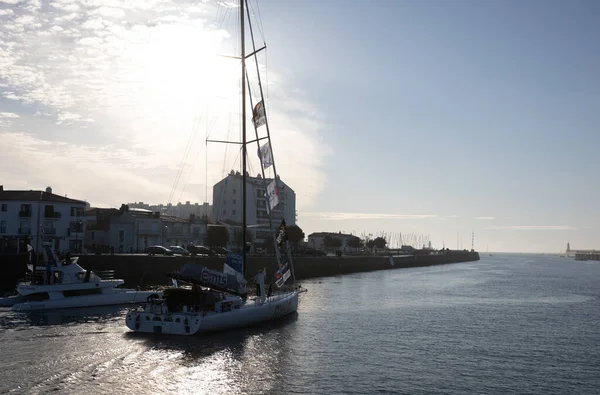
left=485, top=225, right=576, bottom=230
left=0, top=112, right=20, bottom=118
left=0, top=1, right=328, bottom=209
left=475, top=216, right=495, bottom=220
left=301, top=212, right=438, bottom=220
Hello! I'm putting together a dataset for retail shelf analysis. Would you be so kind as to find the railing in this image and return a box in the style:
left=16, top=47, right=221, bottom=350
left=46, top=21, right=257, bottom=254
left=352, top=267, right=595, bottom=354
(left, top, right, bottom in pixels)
left=44, top=212, right=62, bottom=218
left=18, top=210, right=31, bottom=218
left=94, top=270, right=115, bottom=280
left=18, top=228, right=31, bottom=235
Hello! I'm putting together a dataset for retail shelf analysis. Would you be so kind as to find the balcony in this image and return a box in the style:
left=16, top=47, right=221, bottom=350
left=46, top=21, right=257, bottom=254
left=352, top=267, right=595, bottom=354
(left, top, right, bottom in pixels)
left=19, top=210, right=32, bottom=218
left=18, top=228, right=31, bottom=235
left=137, top=229, right=161, bottom=236
left=44, top=212, right=62, bottom=219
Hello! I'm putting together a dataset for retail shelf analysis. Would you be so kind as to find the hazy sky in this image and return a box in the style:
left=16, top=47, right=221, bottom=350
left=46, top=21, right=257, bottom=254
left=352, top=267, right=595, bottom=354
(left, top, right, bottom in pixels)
left=1, top=0, right=598, bottom=252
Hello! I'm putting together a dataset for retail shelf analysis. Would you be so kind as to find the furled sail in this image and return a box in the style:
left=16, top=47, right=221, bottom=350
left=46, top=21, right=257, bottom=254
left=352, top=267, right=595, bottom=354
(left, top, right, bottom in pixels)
left=171, top=263, right=247, bottom=296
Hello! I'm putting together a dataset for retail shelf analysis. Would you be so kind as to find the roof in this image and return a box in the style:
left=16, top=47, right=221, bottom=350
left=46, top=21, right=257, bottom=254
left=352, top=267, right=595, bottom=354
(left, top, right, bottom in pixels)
left=161, top=215, right=189, bottom=224
left=86, top=207, right=120, bottom=216
left=0, top=189, right=86, bottom=204
left=218, top=173, right=295, bottom=193
left=308, top=232, right=358, bottom=239
left=129, top=207, right=153, bottom=213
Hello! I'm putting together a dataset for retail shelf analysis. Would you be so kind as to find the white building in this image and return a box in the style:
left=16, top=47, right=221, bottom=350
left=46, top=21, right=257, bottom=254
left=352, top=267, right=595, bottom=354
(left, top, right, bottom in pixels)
left=307, top=232, right=360, bottom=252
left=212, top=171, right=296, bottom=242
left=0, top=186, right=86, bottom=253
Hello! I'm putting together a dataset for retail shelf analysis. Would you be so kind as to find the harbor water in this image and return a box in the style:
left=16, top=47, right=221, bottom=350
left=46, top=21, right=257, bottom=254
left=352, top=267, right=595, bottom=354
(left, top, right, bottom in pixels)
left=1, top=254, right=598, bottom=394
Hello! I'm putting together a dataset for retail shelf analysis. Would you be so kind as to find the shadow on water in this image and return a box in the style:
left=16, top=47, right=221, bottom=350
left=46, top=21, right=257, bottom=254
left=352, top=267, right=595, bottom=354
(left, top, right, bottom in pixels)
left=123, top=312, right=299, bottom=360
left=5, top=304, right=132, bottom=327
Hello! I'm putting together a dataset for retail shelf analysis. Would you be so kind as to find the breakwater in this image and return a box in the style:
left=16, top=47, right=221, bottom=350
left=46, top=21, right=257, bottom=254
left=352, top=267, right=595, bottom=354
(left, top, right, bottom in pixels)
left=575, top=252, right=600, bottom=261
left=74, top=250, right=480, bottom=289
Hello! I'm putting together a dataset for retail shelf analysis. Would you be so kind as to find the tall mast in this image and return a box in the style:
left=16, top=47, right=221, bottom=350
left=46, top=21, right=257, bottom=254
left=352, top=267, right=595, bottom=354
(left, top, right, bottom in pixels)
left=240, top=0, right=247, bottom=279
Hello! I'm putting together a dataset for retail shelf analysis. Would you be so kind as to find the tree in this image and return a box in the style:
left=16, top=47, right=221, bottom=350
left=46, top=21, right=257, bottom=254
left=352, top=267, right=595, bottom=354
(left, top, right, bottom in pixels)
left=206, top=225, right=229, bottom=247
left=366, top=239, right=376, bottom=249
left=286, top=225, right=305, bottom=244
left=373, top=236, right=387, bottom=249
left=234, top=229, right=253, bottom=250
left=286, top=225, right=305, bottom=253
left=323, top=235, right=342, bottom=250
left=347, top=236, right=361, bottom=249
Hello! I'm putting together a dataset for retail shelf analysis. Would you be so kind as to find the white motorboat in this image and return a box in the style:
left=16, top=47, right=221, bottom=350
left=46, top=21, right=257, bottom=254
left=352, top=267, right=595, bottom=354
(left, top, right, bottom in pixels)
left=0, top=244, right=159, bottom=312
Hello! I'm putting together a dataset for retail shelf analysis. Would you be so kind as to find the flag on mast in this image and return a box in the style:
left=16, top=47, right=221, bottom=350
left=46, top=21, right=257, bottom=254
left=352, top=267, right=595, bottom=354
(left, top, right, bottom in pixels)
left=252, top=100, right=266, bottom=128
left=266, top=179, right=279, bottom=213
left=258, top=142, right=273, bottom=169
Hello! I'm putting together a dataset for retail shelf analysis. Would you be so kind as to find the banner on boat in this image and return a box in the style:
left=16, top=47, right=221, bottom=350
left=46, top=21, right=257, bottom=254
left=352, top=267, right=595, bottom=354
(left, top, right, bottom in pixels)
left=252, top=100, right=266, bottom=128
left=258, top=142, right=273, bottom=169
left=266, top=179, right=279, bottom=213
left=275, top=267, right=291, bottom=288
left=274, top=219, right=291, bottom=287
left=276, top=219, right=287, bottom=247
left=225, top=252, right=243, bottom=275
left=173, top=263, right=247, bottom=296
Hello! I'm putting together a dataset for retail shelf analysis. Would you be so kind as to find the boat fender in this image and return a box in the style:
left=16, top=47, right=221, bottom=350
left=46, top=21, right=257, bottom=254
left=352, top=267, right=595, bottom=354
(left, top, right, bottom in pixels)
left=135, top=314, right=140, bottom=330
left=184, top=317, right=190, bottom=334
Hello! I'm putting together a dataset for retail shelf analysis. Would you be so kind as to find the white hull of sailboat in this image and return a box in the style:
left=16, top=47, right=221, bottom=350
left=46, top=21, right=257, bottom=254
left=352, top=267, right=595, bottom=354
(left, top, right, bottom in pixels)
left=126, top=291, right=300, bottom=336
left=11, top=289, right=158, bottom=312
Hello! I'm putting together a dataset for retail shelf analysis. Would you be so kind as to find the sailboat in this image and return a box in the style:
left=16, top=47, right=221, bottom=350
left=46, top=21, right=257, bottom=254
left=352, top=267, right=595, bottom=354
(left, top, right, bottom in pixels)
left=125, top=0, right=305, bottom=335
left=487, top=245, right=493, bottom=257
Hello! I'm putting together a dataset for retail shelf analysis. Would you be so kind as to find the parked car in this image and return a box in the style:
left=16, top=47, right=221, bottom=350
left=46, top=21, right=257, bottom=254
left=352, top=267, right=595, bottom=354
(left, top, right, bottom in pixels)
left=211, top=246, right=232, bottom=257
left=169, top=246, right=190, bottom=256
left=187, top=244, right=213, bottom=257
left=147, top=245, right=174, bottom=256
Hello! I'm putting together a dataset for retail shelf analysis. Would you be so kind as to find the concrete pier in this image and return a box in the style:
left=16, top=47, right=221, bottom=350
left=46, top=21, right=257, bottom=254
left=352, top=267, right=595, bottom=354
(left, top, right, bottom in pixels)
left=74, top=250, right=480, bottom=289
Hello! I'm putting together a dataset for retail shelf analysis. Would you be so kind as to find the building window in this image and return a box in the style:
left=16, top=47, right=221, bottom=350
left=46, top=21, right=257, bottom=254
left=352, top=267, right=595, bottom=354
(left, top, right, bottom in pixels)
left=223, top=200, right=226, bottom=206
left=119, top=229, right=125, bottom=243
left=1, top=204, right=6, bottom=212
left=19, top=204, right=32, bottom=217
left=91, top=231, right=95, bottom=241
left=233, top=189, right=236, bottom=194
left=43, top=221, right=55, bottom=235
left=222, top=209, right=227, bottom=215
left=233, top=199, right=236, bottom=204
left=19, top=221, right=31, bottom=234
left=232, top=210, right=236, bottom=215
left=0, top=220, right=6, bottom=233
left=70, top=221, right=83, bottom=233
left=70, top=207, right=84, bottom=217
